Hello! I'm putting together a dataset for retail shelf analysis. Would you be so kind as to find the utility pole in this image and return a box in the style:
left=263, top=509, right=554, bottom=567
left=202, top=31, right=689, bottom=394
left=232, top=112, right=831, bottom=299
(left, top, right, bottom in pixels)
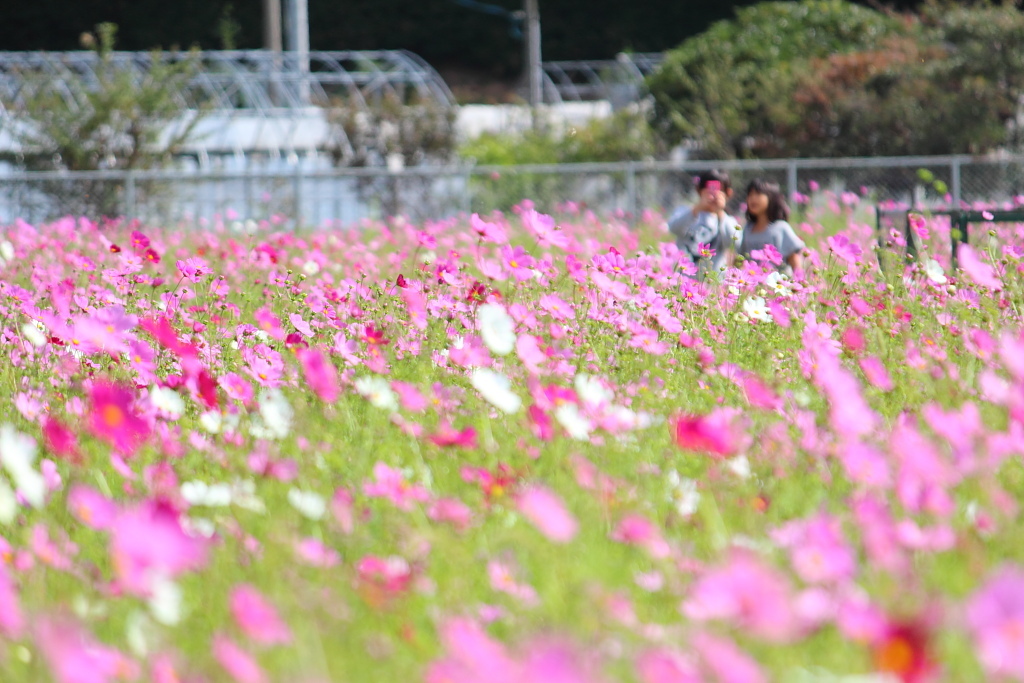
left=263, top=0, right=282, bottom=52
left=263, top=0, right=283, bottom=105
left=284, top=0, right=310, bottom=105
left=524, top=0, right=542, bottom=129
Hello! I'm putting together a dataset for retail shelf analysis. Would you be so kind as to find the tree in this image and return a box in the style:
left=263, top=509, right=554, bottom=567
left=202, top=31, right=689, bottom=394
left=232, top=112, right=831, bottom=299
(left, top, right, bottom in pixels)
left=0, top=24, right=205, bottom=216
left=646, top=0, right=908, bottom=158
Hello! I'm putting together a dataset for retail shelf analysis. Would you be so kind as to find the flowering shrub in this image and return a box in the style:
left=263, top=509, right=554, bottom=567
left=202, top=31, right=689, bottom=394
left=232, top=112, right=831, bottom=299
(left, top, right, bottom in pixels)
left=0, top=195, right=1022, bottom=682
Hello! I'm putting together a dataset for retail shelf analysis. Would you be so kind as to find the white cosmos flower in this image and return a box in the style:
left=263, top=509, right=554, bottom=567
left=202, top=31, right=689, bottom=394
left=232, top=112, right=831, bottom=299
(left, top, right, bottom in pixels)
left=199, top=410, right=222, bottom=434
left=180, top=480, right=232, bottom=507
left=742, top=296, right=771, bottom=323
left=726, top=454, right=752, bottom=479
left=251, top=389, right=293, bottom=440
left=470, top=369, right=521, bottom=414
left=574, top=373, right=614, bottom=407
left=554, top=403, right=592, bottom=440
left=149, top=386, right=185, bottom=420
left=354, top=376, right=399, bottom=412
left=924, top=259, right=947, bottom=285
left=0, top=241, right=13, bottom=262
left=302, top=260, right=321, bottom=276
left=147, top=574, right=183, bottom=626
left=20, top=322, right=47, bottom=348
left=666, top=470, right=700, bottom=517
left=765, top=271, right=792, bottom=297
left=288, top=488, right=326, bottom=520
left=477, top=303, right=516, bottom=356
left=0, top=425, right=45, bottom=508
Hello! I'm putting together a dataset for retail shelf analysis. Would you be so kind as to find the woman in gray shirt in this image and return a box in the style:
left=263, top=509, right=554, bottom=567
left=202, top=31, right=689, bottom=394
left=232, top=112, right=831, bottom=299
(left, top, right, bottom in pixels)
left=667, top=169, right=742, bottom=279
left=738, top=178, right=805, bottom=274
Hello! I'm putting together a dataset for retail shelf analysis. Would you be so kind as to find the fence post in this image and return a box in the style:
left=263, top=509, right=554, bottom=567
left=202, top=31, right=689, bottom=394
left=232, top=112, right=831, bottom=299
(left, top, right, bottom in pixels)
left=626, top=162, right=637, bottom=221
left=951, top=157, right=962, bottom=208
left=125, top=171, right=137, bottom=220
left=293, top=158, right=303, bottom=230
left=786, top=161, right=798, bottom=202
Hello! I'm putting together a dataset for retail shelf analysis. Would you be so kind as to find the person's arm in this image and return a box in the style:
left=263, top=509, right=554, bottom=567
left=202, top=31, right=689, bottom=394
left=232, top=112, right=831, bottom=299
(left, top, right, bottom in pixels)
left=786, top=251, right=803, bottom=271
left=779, top=221, right=806, bottom=272
left=667, top=205, right=698, bottom=238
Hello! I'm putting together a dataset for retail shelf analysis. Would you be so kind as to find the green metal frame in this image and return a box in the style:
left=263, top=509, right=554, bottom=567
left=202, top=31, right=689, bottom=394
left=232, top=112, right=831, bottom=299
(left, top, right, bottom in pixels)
left=875, top=207, right=1024, bottom=269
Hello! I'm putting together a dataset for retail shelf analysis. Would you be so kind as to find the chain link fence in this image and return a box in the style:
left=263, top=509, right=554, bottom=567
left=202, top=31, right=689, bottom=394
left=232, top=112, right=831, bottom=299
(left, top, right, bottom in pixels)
left=3, top=155, right=1024, bottom=228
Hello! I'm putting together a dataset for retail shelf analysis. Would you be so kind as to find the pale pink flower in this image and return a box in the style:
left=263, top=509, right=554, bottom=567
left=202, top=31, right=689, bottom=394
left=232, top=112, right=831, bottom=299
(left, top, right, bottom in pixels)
left=363, top=462, right=430, bottom=510
left=230, top=584, right=292, bottom=645
left=966, top=565, right=1024, bottom=679
left=213, top=634, right=267, bottom=683
left=516, top=485, right=578, bottom=543
left=957, top=243, right=1002, bottom=290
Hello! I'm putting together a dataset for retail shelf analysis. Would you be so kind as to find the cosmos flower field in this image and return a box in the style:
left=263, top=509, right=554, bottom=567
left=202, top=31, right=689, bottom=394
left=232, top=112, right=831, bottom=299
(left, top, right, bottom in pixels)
left=0, top=193, right=1023, bottom=683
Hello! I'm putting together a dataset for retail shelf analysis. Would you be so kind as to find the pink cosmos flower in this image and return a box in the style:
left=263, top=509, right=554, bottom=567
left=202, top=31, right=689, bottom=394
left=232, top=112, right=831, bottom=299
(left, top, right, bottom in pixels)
left=0, top=565, right=23, bottom=638
left=611, top=515, right=671, bottom=559
left=772, top=513, right=857, bottom=584
left=428, top=498, right=474, bottom=532
left=501, top=245, right=536, bottom=282
left=294, top=538, right=341, bottom=568
left=966, top=565, right=1024, bottom=679
left=522, top=209, right=569, bottom=250
left=682, top=551, right=800, bottom=642
left=392, top=381, right=428, bottom=411
left=230, top=584, right=292, bottom=645
left=43, top=416, right=82, bottom=464
left=860, top=356, right=894, bottom=391
left=470, top=213, right=509, bottom=245
left=363, top=462, right=430, bottom=510
left=957, top=244, right=1002, bottom=290
left=109, top=501, right=208, bottom=596
left=220, top=373, right=255, bottom=404
left=635, top=648, right=701, bottom=683
left=36, top=617, right=140, bottom=683
left=213, top=635, right=267, bottom=683
left=426, top=617, right=518, bottom=683
left=357, top=555, right=414, bottom=604
left=176, top=257, right=211, bottom=283
left=693, top=632, right=767, bottom=683
left=89, top=381, right=150, bottom=456
left=516, top=485, right=578, bottom=543
left=428, top=422, right=478, bottom=449
left=298, top=349, right=339, bottom=403
left=670, top=413, right=735, bottom=458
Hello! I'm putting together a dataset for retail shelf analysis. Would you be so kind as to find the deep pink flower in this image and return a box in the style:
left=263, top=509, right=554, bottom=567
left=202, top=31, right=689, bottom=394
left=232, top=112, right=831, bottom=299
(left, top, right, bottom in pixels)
left=88, top=381, right=150, bottom=456
left=230, top=584, right=292, bottom=645
left=670, top=414, right=735, bottom=458
left=42, top=417, right=81, bottom=464
left=516, top=485, right=578, bottom=543
left=427, top=422, right=478, bottom=449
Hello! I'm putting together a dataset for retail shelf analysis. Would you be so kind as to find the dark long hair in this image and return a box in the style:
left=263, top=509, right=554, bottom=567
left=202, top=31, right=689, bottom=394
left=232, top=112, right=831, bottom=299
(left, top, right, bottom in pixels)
left=744, top=178, right=789, bottom=223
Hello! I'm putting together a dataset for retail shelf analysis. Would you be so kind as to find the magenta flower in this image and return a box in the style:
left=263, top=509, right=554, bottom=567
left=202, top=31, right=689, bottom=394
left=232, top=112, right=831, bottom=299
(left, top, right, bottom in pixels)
left=230, top=584, right=292, bottom=646
left=516, top=485, right=578, bottom=543
left=88, top=381, right=150, bottom=456
left=363, top=462, right=430, bottom=510
left=670, top=413, right=735, bottom=458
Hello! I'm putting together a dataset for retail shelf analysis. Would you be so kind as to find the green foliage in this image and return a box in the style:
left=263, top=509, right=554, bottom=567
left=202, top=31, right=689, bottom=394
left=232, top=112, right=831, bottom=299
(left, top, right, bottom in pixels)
left=648, top=0, right=1024, bottom=159
left=647, top=0, right=906, bottom=158
left=0, top=23, right=205, bottom=216
left=458, top=110, right=658, bottom=211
